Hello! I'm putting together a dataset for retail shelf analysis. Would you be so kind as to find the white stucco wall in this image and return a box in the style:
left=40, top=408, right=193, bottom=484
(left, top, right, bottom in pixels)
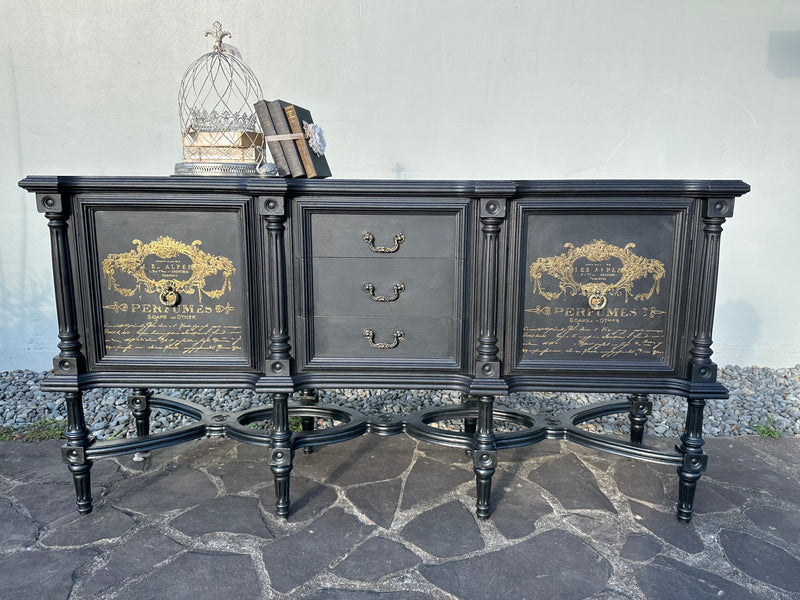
left=2, top=0, right=798, bottom=370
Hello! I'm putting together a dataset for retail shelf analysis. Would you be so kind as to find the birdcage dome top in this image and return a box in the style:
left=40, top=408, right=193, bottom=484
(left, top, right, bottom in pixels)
left=175, top=22, right=272, bottom=176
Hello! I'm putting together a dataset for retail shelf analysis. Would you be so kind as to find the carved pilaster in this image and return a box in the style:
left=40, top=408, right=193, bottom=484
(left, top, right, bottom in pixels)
left=260, top=196, right=291, bottom=376
left=688, top=197, right=735, bottom=382
left=37, top=193, right=83, bottom=375
left=475, top=196, right=507, bottom=378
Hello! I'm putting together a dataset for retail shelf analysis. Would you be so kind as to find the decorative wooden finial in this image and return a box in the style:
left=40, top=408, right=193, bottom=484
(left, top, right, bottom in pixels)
left=204, top=21, right=231, bottom=52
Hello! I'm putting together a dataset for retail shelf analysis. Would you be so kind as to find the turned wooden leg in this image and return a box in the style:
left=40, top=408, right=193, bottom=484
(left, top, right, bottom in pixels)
left=61, top=390, right=94, bottom=514
left=628, top=393, right=652, bottom=445
left=472, top=394, right=497, bottom=519
left=129, top=388, right=152, bottom=462
left=129, top=388, right=152, bottom=437
left=676, top=397, right=708, bottom=522
left=464, top=394, right=478, bottom=435
left=298, top=388, right=317, bottom=454
left=270, top=393, right=294, bottom=518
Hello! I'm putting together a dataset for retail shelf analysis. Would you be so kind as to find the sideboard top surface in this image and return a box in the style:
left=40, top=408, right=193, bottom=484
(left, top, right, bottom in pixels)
left=18, top=176, right=751, bottom=199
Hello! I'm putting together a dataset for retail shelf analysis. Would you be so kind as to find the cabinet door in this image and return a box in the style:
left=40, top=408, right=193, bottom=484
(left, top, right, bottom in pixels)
left=76, top=195, right=258, bottom=372
left=505, top=197, right=694, bottom=379
left=293, top=197, right=471, bottom=371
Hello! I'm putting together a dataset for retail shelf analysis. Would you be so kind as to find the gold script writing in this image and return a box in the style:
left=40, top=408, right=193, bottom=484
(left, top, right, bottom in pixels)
left=522, top=325, right=665, bottom=359
left=104, top=322, right=243, bottom=355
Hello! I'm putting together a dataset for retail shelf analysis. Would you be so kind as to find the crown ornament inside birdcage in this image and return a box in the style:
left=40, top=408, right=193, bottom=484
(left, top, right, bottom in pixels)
left=175, top=22, right=275, bottom=176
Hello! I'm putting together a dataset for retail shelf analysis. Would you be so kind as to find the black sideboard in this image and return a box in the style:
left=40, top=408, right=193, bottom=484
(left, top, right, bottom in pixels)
left=19, top=176, right=749, bottom=522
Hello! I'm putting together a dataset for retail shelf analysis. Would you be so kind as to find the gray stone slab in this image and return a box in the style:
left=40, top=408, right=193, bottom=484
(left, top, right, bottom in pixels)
left=0, top=497, right=38, bottom=548
left=401, top=500, right=484, bottom=559
left=417, top=442, right=474, bottom=463
left=400, top=456, right=473, bottom=510
left=525, top=438, right=569, bottom=458
left=125, top=439, right=203, bottom=470
left=420, top=529, right=611, bottom=600
left=744, top=505, right=800, bottom=547
left=169, top=495, right=272, bottom=538
left=258, top=475, right=337, bottom=521
left=302, top=591, right=435, bottom=600
left=296, top=435, right=416, bottom=487
left=628, top=501, right=704, bottom=554
left=41, top=506, right=136, bottom=547
left=77, top=526, right=185, bottom=597
left=0, top=548, right=99, bottom=600
left=112, top=550, right=261, bottom=600
left=683, top=478, right=748, bottom=515
left=345, top=478, right=402, bottom=528
left=174, top=437, right=237, bottom=468
left=206, top=458, right=271, bottom=494
left=562, top=511, right=624, bottom=549
left=0, top=440, right=65, bottom=483
left=109, top=464, right=218, bottom=514
left=23, top=459, right=130, bottom=520
left=703, top=438, right=800, bottom=504
left=529, top=453, right=617, bottom=513
left=635, top=555, right=763, bottom=600
left=235, top=441, right=270, bottom=462
left=613, top=459, right=669, bottom=504
left=92, top=456, right=131, bottom=487
left=262, top=506, right=374, bottom=593
left=333, top=536, right=421, bottom=581
left=738, top=436, right=800, bottom=480
left=486, top=466, right=552, bottom=539
left=719, top=528, right=800, bottom=593
left=620, top=533, right=662, bottom=562
left=10, top=480, right=77, bottom=525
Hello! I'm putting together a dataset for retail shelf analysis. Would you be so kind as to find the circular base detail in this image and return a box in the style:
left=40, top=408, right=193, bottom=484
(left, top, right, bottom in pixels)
left=174, top=161, right=275, bottom=176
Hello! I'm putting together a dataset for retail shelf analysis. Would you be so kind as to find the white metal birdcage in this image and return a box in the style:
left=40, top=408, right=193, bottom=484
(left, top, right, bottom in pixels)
left=175, top=22, right=274, bottom=176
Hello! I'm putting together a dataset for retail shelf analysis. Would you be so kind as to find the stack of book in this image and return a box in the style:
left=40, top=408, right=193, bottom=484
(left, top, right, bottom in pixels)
left=183, top=130, right=263, bottom=162
left=254, top=100, right=331, bottom=178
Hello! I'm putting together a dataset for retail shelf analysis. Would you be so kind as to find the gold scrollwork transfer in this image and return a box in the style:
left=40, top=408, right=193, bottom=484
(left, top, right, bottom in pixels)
left=102, top=236, right=235, bottom=303
left=529, top=239, right=665, bottom=307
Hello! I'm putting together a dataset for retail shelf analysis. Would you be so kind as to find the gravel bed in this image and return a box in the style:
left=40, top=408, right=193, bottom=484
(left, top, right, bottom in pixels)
left=1, top=365, right=798, bottom=441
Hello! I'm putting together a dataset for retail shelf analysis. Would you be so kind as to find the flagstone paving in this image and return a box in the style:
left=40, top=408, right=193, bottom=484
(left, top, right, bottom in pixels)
left=1, top=434, right=799, bottom=599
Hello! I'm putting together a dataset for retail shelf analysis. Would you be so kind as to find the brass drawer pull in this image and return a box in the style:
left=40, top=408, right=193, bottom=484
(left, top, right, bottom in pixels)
left=363, top=328, right=405, bottom=349
left=363, top=282, right=405, bottom=302
left=159, top=284, right=180, bottom=307
left=362, top=232, right=405, bottom=253
left=588, top=293, right=607, bottom=311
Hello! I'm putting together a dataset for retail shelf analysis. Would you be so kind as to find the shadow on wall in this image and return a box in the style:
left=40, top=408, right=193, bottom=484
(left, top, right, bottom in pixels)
left=714, top=300, right=761, bottom=366
left=0, top=272, right=57, bottom=370
left=768, top=31, right=800, bottom=78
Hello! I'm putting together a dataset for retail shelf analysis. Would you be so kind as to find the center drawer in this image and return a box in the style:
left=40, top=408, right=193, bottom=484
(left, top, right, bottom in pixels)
left=312, top=316, right=459, bottom=360
left=293, top=197, right=471, bottom=371
left=309, top=213, right=460, bottom=258
left=311, top=257, right=458, bottom=317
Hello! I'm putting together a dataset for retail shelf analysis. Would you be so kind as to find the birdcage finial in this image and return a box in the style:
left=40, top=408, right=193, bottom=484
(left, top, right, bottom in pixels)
left=205, top=21, right=231, bottom=52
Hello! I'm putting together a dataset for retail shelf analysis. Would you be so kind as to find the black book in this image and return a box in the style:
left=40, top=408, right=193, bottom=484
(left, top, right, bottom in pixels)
left=253, top=100, right=290, bottom=176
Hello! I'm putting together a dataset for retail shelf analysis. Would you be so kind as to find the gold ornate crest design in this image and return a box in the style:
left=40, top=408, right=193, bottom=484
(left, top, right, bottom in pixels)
left=529, top=239, right=665, bottom=305
left=102, top=236, right=235, bottom=302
